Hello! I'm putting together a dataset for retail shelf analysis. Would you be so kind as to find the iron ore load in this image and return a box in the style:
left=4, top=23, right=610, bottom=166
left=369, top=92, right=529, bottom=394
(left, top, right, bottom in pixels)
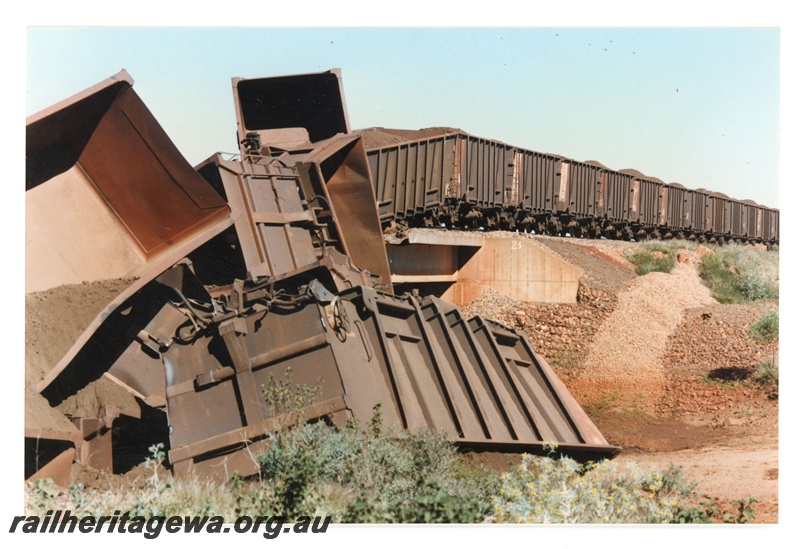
left=26, top=69, right=619, bottom=484
left=361, top=128, right=779, bottom=246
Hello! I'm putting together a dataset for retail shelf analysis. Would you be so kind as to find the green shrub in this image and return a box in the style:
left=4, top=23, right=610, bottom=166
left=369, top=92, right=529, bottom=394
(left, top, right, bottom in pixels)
left=627, top=246, right=677, bottom=276
left=698, top=246, right=779, bottom=303
left=747, top=312, right=779, bottom=341
left=29, top=410, right=750, bottom=524
left=672, top=497, right=758, bottom=524
left=256, top=408, right=494, bottom=522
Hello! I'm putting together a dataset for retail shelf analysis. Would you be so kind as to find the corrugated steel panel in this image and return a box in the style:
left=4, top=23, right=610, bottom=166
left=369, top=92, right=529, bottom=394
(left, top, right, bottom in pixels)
left=518, top=150, right=562, bottom=214
left=687, top=189, right=709, bottom=231
left=755, top=207, right=765, bottom=240
left=665, top=184, right=689, bottom=230
left=604, top=170, right=632, bottom=223
left=631, top=178, right=662, bottom=227
left=368, top=146, right=402, bottom=221
left=160, top=281, right=618, bottom=478
left=743, top=202, right=759, bottom=238
left=463, top=136, right=515, bottom=209
left=565, top=160, right=600, bottom=218
left=361, top=123, right=777, bottom=245
left=201, top=156, right=321, bottom=280
left=766, top=208, right=779, bottom=241
left=707, top=195, right=727, bottom=236
left=366, top=135, right=456, bottom=221
left=727, top=199, right=745, bottom=238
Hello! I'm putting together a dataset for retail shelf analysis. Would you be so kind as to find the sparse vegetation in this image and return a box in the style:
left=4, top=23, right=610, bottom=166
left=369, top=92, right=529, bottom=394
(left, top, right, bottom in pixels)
left=491, top=454, right=693, bottom=523
left=255, top=409, right=494, bottom=522
left=627, top=245, right=677, bottom=276
left=672, top=497, right=758, bottom=524
left=26, top=413, right=743, bottom=523
left=261, top=366, right=324, bottom=420
left=747, top=312, right=779, bottom=341
left=745, top=312, right=779, bottom=389
left=698, top=246, right=779, bottom=303
left=549, top=350, right=579, bottom=374
left=754, top=357, right=779, bottom=386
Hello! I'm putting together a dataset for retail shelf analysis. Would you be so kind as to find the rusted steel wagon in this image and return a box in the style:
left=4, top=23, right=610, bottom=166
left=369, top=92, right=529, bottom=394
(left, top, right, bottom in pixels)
left=26, top=69, right=619, bottom=483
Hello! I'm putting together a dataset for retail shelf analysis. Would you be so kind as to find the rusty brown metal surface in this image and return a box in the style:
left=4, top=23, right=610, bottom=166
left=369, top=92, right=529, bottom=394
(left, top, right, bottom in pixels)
left=25, top=427, right=81, bottom=485
left=195, top=145, right=392, bottom=291
left=462, top=135, right=515, bottom=211
left=364, top=128, right=778, bottom=244
left=28, top=68, right=620, bottom=484
left=25, top=404, right=139, bottom=480
left=26, top=70, right=134, bottom=190
left=230, top=72, right=393, bottom=289
left=200, top=155, right=326, bottom=281
left=368, top=134, right=457, bottom=222
left=154, top=276, right=617, bottom=477
left=302, top=136, right=393, bottom=288
left=686, top=189, right=709, bottom=232
left=565, top=160, right=601, bottom=218
left=72, top=418, right=114, bottom=471
left=26, top=70, right=231, bottom=293
left=232, top=69, right=350, bottom=152
left=519, top=150, right=562, bottom=215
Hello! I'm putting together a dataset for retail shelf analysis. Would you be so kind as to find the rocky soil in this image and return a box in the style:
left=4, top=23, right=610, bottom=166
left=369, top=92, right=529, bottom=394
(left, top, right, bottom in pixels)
left=462, top=234, right=780, bottom=523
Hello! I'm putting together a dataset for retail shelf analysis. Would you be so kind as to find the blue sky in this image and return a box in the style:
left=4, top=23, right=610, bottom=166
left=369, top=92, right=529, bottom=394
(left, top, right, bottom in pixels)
left=26, top=26, right=781, bottom=208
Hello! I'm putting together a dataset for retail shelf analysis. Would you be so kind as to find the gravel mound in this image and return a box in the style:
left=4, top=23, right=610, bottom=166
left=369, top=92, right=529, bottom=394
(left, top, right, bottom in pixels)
left=570, top=262, right=716, bottom=411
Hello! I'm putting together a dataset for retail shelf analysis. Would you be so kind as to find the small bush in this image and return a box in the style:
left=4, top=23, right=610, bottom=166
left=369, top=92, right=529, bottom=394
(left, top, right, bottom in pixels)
left=673, top=497, right=758, bottom=524
left=747, top=312, right=779, bottom=341
left=489, top=454, right=694, bottom=524
left=698, top=246, right=779, bottom=303
left=754, top=357, right=779, bottom=386
left=261, top=366, right=323, bottom=419
left=627, top=246, right=677, bottom=276
left=256, top=408, right=494, bottom=522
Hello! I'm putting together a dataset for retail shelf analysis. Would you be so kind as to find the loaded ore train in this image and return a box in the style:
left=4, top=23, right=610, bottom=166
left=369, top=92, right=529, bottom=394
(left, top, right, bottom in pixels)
left=361, top=128, right=779, bottom=246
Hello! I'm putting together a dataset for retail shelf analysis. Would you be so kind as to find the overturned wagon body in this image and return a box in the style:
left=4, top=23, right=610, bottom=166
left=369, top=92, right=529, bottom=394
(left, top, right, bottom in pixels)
left=26, top=69, right=618, bottom=482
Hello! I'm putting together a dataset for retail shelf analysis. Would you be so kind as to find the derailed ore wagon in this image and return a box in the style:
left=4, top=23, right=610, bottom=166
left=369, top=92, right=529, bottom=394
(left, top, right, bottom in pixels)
left=25, top=69, right=619, bottom=483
